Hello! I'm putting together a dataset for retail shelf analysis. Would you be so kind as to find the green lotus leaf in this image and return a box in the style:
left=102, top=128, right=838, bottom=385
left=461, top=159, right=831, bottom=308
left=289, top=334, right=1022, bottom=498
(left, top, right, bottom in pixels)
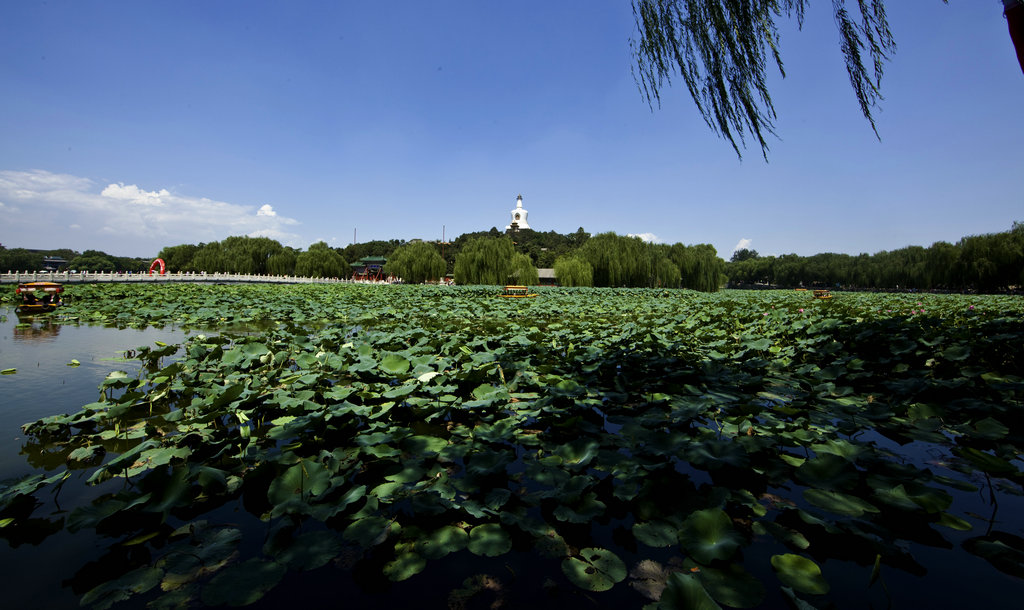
left=872, top=484, right=919, bottom=511
left=267, top=459, right=331, bottom=505
left=383, top=550, right=427, bottom=581
left=803, top=489, right=879, bottom=517
left=679, top=508, right=744, bottom=564
left=690, top=561, right=765, bottom=608
left=771, top=554, right=830, bottom=595
left=343, top=516, right=392, bottom=548
left=467, top=523, right=511, bottom=557
left=561, top=547, right=626, bottom=592
left=907, top=486, right=952, bottom=514
left=633, top=520, right=679, bottom=548
left=973, top=417, right=1010, bottom=440
left=941, top=344, right=971, bottom=361
left=809, top=439, right=865, bottom=462
left=200, top=558, right=286, bottom=606
left=80, top=565, right=162, bottom=610
left=272, top=531, right=343, bottom=571
left=936, top=512, right=973, bottom=531
left=795, top=454, right=857, bottom=489
left=659, top=572, right=723, bottom=610
left=752, top=520, right=809, bottom=550
left=418, top=525, right=468, bottom=559
left=380, top=353, right=411, bottom=375
left=686, top=438, right=750, bottom=469
left=963, top=532, right=1024, bottom=579
left=66, top=444, right=105, bottom=466
left=953, top=447, right=1018, bottom=475
left=370, top=481, right=405, bottom=502
left=555, top=438, right=601, bottom=467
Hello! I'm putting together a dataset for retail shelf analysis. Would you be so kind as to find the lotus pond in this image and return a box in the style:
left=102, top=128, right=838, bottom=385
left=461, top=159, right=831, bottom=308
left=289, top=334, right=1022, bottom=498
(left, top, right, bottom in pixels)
left=1, top=284, right=1023, bottom=609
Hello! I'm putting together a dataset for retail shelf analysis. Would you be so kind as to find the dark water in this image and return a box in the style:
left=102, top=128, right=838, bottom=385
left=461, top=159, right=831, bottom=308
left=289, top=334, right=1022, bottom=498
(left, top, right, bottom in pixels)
left=0, top=308, right=186, bottom=609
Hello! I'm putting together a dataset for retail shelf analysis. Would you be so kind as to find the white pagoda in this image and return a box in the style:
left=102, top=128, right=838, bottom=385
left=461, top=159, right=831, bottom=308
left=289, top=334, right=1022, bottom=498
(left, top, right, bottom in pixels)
left=505, top=194, right=531, bottom=230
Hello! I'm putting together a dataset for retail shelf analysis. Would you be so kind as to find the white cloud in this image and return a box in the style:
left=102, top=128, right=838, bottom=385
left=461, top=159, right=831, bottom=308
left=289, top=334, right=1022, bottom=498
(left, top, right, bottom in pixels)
left=628, top=232, right=662, bottom=243
left=733, top=238, right=752, bottom=252
left=101, top=183, right=170, bottom=206
left=0, top=169, right=304, bottom=255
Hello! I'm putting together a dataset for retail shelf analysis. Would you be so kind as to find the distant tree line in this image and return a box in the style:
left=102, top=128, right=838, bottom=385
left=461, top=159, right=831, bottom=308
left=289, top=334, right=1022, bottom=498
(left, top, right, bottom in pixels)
left=727, top=222, right=1024, bottom=293
left=8, top=221, right=1019, bottom=293
left=0, top=247, right=150, bottom=273
left=158, top=237, right=348, bottom=278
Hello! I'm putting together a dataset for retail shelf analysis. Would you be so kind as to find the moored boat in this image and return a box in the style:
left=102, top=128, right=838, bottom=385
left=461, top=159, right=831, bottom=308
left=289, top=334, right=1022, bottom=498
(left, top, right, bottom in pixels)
left=499, top=285, right=537, bottom=298
left=15, top=282, right=64, bottom=313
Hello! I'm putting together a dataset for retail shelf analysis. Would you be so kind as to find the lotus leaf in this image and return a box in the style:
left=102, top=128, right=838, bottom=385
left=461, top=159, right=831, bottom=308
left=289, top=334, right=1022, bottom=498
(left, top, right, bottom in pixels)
left=200, top=558, right=286, bottom=606
left=770, top=554, right=829, bottom=595
left=963, top=531, right=1024, bottom=579
left=383, top=550, right=427, bottom=581
left=679, top=508, right=745, bottom=564
left=271, top=531, right=343, bottom=571
left=418, top=525, right=469, bottom=559
left=467, top=523, right=511, bottom=557
left=343, top=516, right=393, bottom=548
left=561, top=547, right=626, bottom=592
left=80, top=566, right=162, bottom=610
left=633, top=520, right=679, bottom=548
left=803, top=488, right=879, bottom=517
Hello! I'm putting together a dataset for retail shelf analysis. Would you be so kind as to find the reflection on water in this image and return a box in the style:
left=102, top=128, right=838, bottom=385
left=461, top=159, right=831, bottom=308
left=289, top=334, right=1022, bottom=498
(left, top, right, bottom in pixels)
left=12, top=314, right=62, bottom=343
left=0, top=307, right=187, bottom=481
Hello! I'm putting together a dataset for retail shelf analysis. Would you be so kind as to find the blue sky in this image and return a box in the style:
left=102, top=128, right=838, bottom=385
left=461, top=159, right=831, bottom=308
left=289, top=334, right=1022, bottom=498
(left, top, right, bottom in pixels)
left=1, top=1, right=1021, bottom=259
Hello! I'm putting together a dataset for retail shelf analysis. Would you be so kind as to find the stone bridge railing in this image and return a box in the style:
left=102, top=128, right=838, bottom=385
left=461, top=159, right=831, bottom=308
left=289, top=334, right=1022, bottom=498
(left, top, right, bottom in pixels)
left=0, top=271, right=353, bottom=285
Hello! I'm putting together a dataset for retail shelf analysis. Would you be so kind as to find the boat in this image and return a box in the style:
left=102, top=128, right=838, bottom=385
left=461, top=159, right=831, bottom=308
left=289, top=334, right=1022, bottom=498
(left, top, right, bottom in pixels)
left=15, top=282, right=64, bottom=313
left=499, top=285, right=538, bottom=298
left=813, top=289, right=832, bottom=300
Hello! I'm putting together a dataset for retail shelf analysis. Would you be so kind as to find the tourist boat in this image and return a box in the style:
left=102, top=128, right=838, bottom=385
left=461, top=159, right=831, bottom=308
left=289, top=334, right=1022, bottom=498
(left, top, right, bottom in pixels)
left=499, top=285, right=538, bottom=298
left=15, top=282, right=64, bottom=313
left=813, top=289, right=832, bottom=300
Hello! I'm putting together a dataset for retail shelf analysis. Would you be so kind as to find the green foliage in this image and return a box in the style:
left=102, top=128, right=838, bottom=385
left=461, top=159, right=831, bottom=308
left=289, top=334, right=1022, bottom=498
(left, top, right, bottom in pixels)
left=553, top=255, right=593, bottom=287
left=726, top=222, right=1024, bottom=292
left=0, top=247, right=50, bottom=271
left=453, top=236, right=538, bottom=285
left=670, top=243, right=725, bottom=292
left=187, top=236, right=288, bottom=274
left=631, top=0, right=898, bottom=158
left=68, top=250, right=117, bottom=272
left=295, top=241, right=347, bottom=278
left=156, top=244, right=201, bottom=272
left=266, top=248, right=297, bottom=276
left=3, top=282, right=1024, bottom=606
left=383, top=241, right=446, bottom=283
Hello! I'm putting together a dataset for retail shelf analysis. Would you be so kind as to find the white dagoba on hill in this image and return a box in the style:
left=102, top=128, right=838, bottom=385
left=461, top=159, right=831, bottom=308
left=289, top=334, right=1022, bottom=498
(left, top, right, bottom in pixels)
left=505, top=194, right=531, bottom=230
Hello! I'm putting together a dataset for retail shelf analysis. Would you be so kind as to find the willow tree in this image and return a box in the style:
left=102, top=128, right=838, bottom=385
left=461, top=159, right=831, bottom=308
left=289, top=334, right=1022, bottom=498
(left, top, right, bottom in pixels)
left=669, top=243, right=726, bottom=291
left=631, top=0, right=916, bottom=158
left=577, top=233, right=658, bottom=287
left=553, top=255, right=594, bottom=287
left=384, top=241, right=446, bottom=284
left=453, top=237, right=538, bottom=285
left=295, top=241, right=347, bottom=278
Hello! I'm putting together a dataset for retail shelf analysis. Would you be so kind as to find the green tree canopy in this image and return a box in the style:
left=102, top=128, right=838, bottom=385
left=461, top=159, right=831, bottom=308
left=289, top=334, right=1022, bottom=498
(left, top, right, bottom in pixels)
left=453, top=237, right=538, bottom=285
left=384, top=241, right=446, bottom=284
left=669, top=243, right=726, bottom=291
left=295, top=241, right=347, bottom=278
left=553, top=255, right=594, bottom=287
left=157, top=244, right=201, bottom=272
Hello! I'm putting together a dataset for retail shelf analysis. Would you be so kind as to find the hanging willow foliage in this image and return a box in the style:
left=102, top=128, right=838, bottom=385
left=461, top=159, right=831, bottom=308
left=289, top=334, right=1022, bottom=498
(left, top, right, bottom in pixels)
left=630, top=0, right=923, bottom=158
